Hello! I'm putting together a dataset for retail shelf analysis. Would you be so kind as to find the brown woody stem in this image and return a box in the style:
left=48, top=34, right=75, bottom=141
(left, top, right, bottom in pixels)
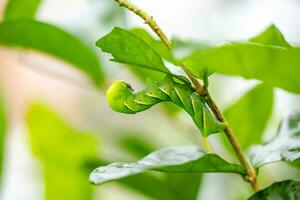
left=114, top=0, right=260, bottom=192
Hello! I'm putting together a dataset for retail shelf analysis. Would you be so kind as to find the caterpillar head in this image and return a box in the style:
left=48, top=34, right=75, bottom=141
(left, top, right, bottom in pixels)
left=106, top=81, right=135, bottom=114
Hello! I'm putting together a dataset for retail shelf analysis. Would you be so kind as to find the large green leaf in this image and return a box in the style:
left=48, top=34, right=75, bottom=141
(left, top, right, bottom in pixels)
left=96, top=27, right=170, bottom=74
left=250, top=25, right=292, bottom=48
left=183, top=25, right=300, bottom=94
left=0, top=20, right=104, bottom=84
left=90, top=146, right=245, bottom=185
left=249, top=113, right=300, bottom=168
left=224, top=84, right=273, bottom=149
left=183, top=43, right=300, bottom=94
left=4, top=0, right=41, bottom=20
left=172, top=37, right=223, bottom=60
left=27, top=104, right=98, bottom=200
left=0, top=93, right=6, bottom=179
left=248, top=180, right=300, bottom=200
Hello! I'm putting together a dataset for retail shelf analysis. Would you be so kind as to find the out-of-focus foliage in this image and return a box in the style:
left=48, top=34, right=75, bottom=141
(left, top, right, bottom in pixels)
left=183, top=26, right=300, bottom=94
left=0, top=93, right=6, bottom=179
left=249, top=113, right=300, bottom=168
left=100, top=1, right=126, bottom=26
left=26, top=104, right=99, bottom=200
left=224, top=84, right=273, bottom=149
left=121, top=172, right=202, bottom=200
left=0, top=20, right=104, bottom=84
left=248, top=180, right=300, bottom=200
left=4, top=0, right=41, bottom=20
left=250, top=25, right=292, bottom=48
left=119, top=135, right=155, bottom=158
left=90, top=146, right=245, bottom=185
left=172, top=37, right=220, bottom=60
left=1, top=0, right=105, bottom=85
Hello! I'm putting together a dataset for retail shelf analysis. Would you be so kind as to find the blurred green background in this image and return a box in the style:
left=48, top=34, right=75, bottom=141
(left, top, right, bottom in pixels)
left=0, top=0, right=300, bottom=199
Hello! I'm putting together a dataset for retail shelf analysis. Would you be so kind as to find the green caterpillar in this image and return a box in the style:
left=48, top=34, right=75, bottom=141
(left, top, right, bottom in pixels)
left=107, top=75, right=225, bottom=136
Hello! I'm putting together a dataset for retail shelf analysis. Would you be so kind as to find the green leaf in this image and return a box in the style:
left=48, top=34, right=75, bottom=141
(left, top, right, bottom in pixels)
left=163, top=173, right=201, bottom=200
left=119, top=135, right=201, bottom=200
left=130, top=28, right=178, bottom=65
left=172, top=37, right=223, bottom=60
left=182, top=25, right=300, bottom=94
left=0, top=93, right=6, bottom=179
left=248, top=180, right=300, bottom=200
left=249, top=112, right=300, bottom=168
left=250, top=25, right=292, bottom=48
left=224, top=84, right=273, bottom=149
left=121, top=172, right=202, bottom=200
left=0, top=20, right=104, bottom=84
left=27, top=103, right=98, bottom=200
left=96, top=27, right=170, bottom=74
left=4, top=0, right=41, bottom=20
left=183, top=43, right=300, bottom=94
left=120, top=173, right=182, bottom=200
left=90, top=146, right=245, bottom=185
left=119, top=135, right=155, bottom=158
left=122, top=30, right=183, bottom=115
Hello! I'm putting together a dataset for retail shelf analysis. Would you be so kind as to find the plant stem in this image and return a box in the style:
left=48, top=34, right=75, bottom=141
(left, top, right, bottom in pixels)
left=114, top=0, right=260, bottom=192
left=115, top=0, right=172, bottom=49
left=202, top=135, right=212, bottom=153
left=205, top=94, right=260, bottom=192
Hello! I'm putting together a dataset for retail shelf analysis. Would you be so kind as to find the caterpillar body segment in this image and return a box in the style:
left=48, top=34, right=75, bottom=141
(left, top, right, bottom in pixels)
left=106, top=75, right=225, bottom=136
left=106, top=80, right=136, bottom=114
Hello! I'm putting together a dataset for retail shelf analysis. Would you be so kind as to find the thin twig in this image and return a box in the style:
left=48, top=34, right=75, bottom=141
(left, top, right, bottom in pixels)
left=116, top=0, right=172, bottom=49
left=206, top=93, right=260, bottom=191
left=114, top=0, right=260, bottom=192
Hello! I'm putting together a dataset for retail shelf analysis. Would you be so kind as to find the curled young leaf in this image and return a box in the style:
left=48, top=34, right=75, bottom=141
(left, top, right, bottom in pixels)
left=106, top=75, right=224, bottom=136
left=90, top=146, right=246, bottom=185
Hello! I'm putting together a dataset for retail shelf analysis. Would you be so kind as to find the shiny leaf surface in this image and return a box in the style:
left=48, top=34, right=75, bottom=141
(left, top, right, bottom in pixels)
left=90, top=146, right=245, bottom=185
left=248, top=180, right=300, bottom=200
left=249, top=113, right=300, bottom=167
